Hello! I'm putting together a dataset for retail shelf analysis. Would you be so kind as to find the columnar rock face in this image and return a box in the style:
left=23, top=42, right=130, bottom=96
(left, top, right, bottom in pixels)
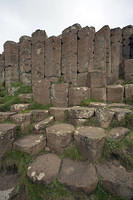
left=19, top=36, right=32, bottom=85
left=4, top=41, right=19, bottom=87
left=32, top=30, right=47, bottom=83
left=0, top=54, right=4, bottom=86
left=44, top=36, right=61, bottom=78
left=111, top=28, right=122, bottom=83
left=61, top=24, right=81, bottom=86
left=124, top=59, right=133, bottom=81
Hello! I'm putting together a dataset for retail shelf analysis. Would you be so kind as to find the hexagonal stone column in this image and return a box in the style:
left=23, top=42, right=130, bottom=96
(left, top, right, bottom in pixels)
left=46, top=123, right=75, bottom=153
left=0, top=124, right=16, bottom=165
left=88, top=71, right=106, bottom=88
left=58, top=159, right=98, bottom=194
left=124, top=59, right=133, bottom=81
left=13, top=134, right=46, bottom=155
left=74, top=126, right=106, bottom=162
left=0, top=53, right=4, bottom=86
left=27, top=154, right=61, bottom=184
left=125, top=84, right=133, bottom=102
left=91, top=88, right=106, bottom=102
left=107, top=85, right=124, bottom=103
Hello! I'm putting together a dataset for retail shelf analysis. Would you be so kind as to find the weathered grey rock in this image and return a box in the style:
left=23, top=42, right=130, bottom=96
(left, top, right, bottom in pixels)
left=96, top=161, right=133, bottom=200
left=49, top=107, right=70, bottom=121
left=4, top=41, right=19, bottom=87
left=0, top=124, right=16, bottom=162
left=32, top=30, right=47, bottom=83
left=10, top=104, right=30, bottom=112
left=34, top=116, right=54, bottom=134
left=107, top=85, right=124, bottom=103
left=62, top=24, right=81, bottom=86
left=69, top=87, right=90, bottom=106
left=0, top=112, right=16, bottom=122
left=108, top=127, right=129, bottom=140
left=77, top=72, right=88, bottom=87
left=125, top=84, right=133, bottom=102
left=0, top=54, right=5, bottom=86
left=95, top=108, right=114, bottom=128
left=33, top=79, right=51, bottom=105
left=19, top=36, right=32, bottom=85
left=58, top=159, right=98, bottom=194
left=0, top=174, right=19, bottom=200
left=27, top=153, right=61, bottom=184
left=70, top=118, right=88, bottom=126
left=18, top=93, right=33, bottom=102
left=88, top=71, right=106, bottom=88
left=69, top=106, right=95, bottom=119
left=31, top=110, right=49, bottom=122
left=110, top=28, right=122, bottom=84
left=74, top=126, right=106, bottom=162
left=110, top=107, right=132, bottom=121
left=124, top=59, right=133, bottom=81
left=13, top=134, right=46, bottom=155
left=91, top=88, right=106, bottom=102
left=45, top=36, right=61, bottom=77
left=51, top=83, right=69, bottom=107
left=88, top=102, right=107, bottom=108
left=46, top=123, right=75, bottom=153
left=78, top=26, right=95, bottom=73
left=10, top=113, right=32, bottom=133
left=108, top=103, right=129, bottom=108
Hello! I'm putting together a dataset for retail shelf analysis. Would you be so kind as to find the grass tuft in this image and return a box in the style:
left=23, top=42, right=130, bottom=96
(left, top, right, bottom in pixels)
left=61, top=145, right=84, bottom=161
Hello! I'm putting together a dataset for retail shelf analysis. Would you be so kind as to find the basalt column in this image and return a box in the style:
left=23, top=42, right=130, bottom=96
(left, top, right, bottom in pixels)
left=61, top=24, right=81, bottom=86
left=77, top=26, right=95, bottom=86
left=0, top=53, right=4, bottom=86
left=111, top=28, right=122, bottom=83
left=44, top=36, right=61, bottom=82
left=4, top=41, right=19, bottom=87
left=19, top=36, right=32, bottom=86
left=32, top=30, right=47, bottom=84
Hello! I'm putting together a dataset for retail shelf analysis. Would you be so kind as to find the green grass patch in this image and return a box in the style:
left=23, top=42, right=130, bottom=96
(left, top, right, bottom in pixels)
left=56, top=76, right=63, bottom=84
left=80, top=98, right=99, bottom=107
left=83, top=117, right=100, bottom=127
left=61, top=145, right=84, bottom=161
left=29, top=102, right=52, bottom=110
left=110, top=113, right=133, bottom=129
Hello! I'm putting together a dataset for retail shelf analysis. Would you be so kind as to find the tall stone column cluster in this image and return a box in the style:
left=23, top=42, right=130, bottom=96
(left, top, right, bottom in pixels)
left=0, top=24, right=133, bottom=106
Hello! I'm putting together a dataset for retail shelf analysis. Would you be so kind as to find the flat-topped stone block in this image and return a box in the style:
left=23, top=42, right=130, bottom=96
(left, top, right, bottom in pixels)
left=91, top=88, right=106, bottom=102
left=125, top=84, right=133, bottom=102
left=18, top=93, right=33, bottom=102
left=0, top=112, right=16, bottom=122
left=49, top=107, right=71, bottom=121
left=107, top=85, right=124, bottom=103
left=69, top=106, right=95, bottom=119
left=46, top=123, right=75, bottom=153
left=31, top=110, right=49, bottom=122
left=13, top=134, right=46, bottom=155
left=108, top=127, right=129, bottom=140
left=10, top=104, right=30, bottom=112
left=34, top=116, right=54, bottom=134
left=124, top=59, right=133, bottom=81
left=74, top=126, right=106, bottom=162
left=110, top=107, right=132, bottom=121
left=58, top=159, right=98, bottom=194
left=0, top=124, right=16, bottom=163
left=27, top=153, right=61, bottom=184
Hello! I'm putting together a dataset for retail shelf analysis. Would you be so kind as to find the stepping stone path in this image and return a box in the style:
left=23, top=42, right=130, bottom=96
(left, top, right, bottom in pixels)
left=0, top=124, right=16, bottom=166
left=10, top=103, right=30, bottom=112
left=96, top=161, right=133, bottom=200
left=46, top=123, right=75, bottom=153
left=74, top=126, right=106, bottom=162
left=27, top=153, right=61, bottom=184
left=58, top=158, right=98, bottom=194
left=13, top=134, right=46, bottom=155
left=108, top=127, right=129, bottom=140
left=34, top=116, right=54, bottom=134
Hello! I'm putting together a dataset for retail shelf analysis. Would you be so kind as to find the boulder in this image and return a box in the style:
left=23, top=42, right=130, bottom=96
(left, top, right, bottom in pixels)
left=95, top=108, right=114, bottom=128
left=96, top=161, right=133, bottom=200
left=10, top=104, right=30, bottom=112
left=46, top=123, right=75, bottom=153
left=27, top=153, right=61, bottom=184
left=58, top=158, right=98, bottom=194
left=34, top=116, right=54, bottom=134
left=0, top=124, right=16, bottom=163
left=74, top=126, right=106, bottom=162
left=31, top=110, right=49, bottom=122
left=108, top=127, right=129, bottom=140
left=13, top=134, right=46, bottom=155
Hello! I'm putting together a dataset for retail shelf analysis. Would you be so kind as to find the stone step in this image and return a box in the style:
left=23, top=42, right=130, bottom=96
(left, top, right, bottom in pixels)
left=13, top=134, right=46, bottom=155
left=0, top=123, right=16, bottom=167
left=46, top=123, right=75, bottom=153
left=33, top=116, right=54, bottom=134
left=0, top=112, right=16, bottom=122
left=31, top=109, right=49, bottom=122
left=18, top=93, right=33, bottom=102
left=10, top=104, right=30, bottom=112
